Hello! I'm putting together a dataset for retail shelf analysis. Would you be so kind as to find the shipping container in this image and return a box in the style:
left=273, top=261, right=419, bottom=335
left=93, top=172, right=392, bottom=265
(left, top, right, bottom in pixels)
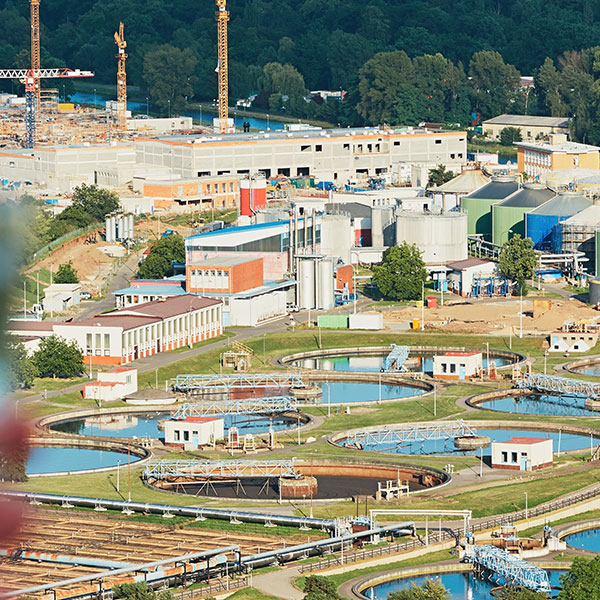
left=317, top=314, right=349, bottom=329
left=349, top=313, right=383, bottom=330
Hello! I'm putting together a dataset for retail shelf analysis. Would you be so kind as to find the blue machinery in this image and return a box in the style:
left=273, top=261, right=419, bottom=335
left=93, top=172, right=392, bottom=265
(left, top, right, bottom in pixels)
left=144, top=459, right=301, bottom=481
left=381, top=344, right=409, bottom=372
left=171, top=373, right=305, bottom=393
left=472, top=275, right=509, bottom=298
left=345, top=420, right=479, bottom=450
left=516, top=372, right=600, bottom=400
left=464, top=544, right=551, bottom=594
left=172, top=398, right=298, bottom=418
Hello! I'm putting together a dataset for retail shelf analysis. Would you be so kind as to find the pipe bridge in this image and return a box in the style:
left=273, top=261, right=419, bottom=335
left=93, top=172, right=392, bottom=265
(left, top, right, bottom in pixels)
left=516, top=372, right=600, bottom=400
left=144, top=459, right=301, bottom=481
left=346, top=420, right=478, bottom=449
left=172, top=373, right=305, bottom=393
left=381, top=344, right=409, bottom=372
left=172, top=398, right=298, bottom=418
left=465, top=544, right=551, bottom=593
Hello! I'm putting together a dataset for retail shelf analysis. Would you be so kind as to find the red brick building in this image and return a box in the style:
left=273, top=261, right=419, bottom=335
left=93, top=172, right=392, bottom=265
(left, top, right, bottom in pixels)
left=186, top=256, right=263, bottom=294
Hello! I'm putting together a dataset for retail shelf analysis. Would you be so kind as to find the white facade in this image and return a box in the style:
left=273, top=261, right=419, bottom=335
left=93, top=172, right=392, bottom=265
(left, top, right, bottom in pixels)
left=42, top=283, right=81, bottom=313
left=83, top=368, right=138, bottom=402
left=491, top=438, right=553, bottom=471
left=433, top=352, right=482, bottom=380
left=447, top=259, right=498, bottom=297
left=127, top=116, right=193, bottom=134
left=229, top=290, right=288, bottom=326
left=349, top=313, right=383, bottom=330
left=135, top=128, right=466, bottom=184
left=164, top=417, right=225, bottom=449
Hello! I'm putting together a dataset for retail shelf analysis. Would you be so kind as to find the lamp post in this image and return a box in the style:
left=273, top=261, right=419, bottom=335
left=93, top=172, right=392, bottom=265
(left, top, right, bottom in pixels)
left=421, top=281, right=425, bottom=331
left=267, top=113, right=270, bottom=130
left=524, top=491, right=528, bottom=519
left=146, top=97, right=149, bottom=117
left=93, top=88, right=96, bottom=111
left=167, top=99, right=171, bottom=118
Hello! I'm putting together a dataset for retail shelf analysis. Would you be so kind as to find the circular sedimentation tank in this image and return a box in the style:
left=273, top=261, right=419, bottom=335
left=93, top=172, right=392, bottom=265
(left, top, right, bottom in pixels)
left=453, top=435, right=490, bottom=450
left=290, top=386, right=322, bottom=399
left=585, top=398, right=600, bottom=411
left=146, top=461, right=449, bottom=501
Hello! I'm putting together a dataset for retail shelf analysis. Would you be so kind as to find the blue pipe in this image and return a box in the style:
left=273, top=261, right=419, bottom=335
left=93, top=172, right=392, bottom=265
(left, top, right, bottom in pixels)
left=0, top=549, right=135, bottom=570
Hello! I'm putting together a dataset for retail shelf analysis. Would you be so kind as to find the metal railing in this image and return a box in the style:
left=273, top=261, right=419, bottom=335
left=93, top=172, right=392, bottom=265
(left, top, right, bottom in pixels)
left=178, top=576, right=247, bottom=599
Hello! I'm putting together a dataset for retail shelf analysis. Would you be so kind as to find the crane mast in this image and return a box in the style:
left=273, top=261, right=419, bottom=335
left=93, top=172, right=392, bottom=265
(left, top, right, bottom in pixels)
left=30, top=0, right=41, bottom=111
left=216, top=0, right=229, bottom=133
left=114, top=22, right=128, bottom=132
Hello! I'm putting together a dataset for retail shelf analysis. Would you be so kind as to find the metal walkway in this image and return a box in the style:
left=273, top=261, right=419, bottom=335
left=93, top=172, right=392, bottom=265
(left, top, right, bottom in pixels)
left=516, top=372, right=600, bottom=400
left=381, top=344, right=409, bottom=372
left=144, top=459, right=301, bottom=481
left=465, top=544, right=551, bottom=593
left=345, top=420, right=478, bottom=449
left=172, top=398, right=298, bottom=418
left=172, top=373, right=305, bottom=393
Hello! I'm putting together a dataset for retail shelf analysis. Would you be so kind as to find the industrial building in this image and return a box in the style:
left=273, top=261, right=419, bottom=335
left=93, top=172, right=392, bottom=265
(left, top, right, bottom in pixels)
left=432, top=352, right=483, bottom=380
left=164, top=415, right=225, bottom=448
left=134, top=127, right=466, bottom=184
left=482, top=115, right=569, bottom=142
left=461, top=177, right=520, bottom=241
left=516, top=134, right=600, bottom=179
left=446, top=258, right=499, bottom=297
left=42, top=283, right=82, bottom=313
left=560, top=204, right=600, bottom=271
left=9, top=295, right=223, bottom=365
left=491, top=183, right=554, bottom=245
left=428, top=168, right=490, bottom=212
left=491, top=438, right=553, bottom=471
left=525, top=191, right=591, bottom=252
left=82, top=367, right=138, bottom=402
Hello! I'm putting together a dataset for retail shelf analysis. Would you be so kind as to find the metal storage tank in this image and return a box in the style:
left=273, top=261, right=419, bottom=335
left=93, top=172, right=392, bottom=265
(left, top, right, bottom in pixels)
left=525, top=191, right=591, bottom=252
left=492, top=183, right=554, bottom=245
left=317, top=258, right=335, bottom=310
left=371, top=206, right=395, bottom=247
left=109, top=215, right=117, bottom=242
left=395, top=210, right=468, bottom=263
left=298, top=257, right=316, bottom=310
left=590, top=280, right=600, bottom=305
left=460, top=176, right=519, bottom=241
left=128, top=214, right=134, bottom=239
left=105, top=215, right=114, bottom=243
left=320, top=214, right=352, bottom=263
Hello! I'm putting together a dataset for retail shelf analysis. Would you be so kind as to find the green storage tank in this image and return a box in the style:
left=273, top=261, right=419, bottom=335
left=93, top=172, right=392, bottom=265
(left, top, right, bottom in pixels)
left=317, top=314, right=349, bottom=329
left=492, top=183, right=554, bottom=245
left=461, top=176, right=520, bottom=241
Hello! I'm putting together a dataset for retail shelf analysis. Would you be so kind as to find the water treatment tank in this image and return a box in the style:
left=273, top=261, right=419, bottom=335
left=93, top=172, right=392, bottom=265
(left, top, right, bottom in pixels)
left=298, top=258, right=316, bottom=310
left=317, top=258, right=335, bottom=310
left=105, top=215, right=114, bottom=243
left=395, top=210, right=468, bottom=263
left=590, top=279, right=600, bottom=306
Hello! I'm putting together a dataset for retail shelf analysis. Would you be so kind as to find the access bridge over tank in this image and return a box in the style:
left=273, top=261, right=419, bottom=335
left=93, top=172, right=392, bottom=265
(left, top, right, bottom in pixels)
left=516, top=373, right=600, bottom=400
left=172, top=398, right=298, bottom=418
left=464, top=544, right=551, bottom=593
left=344, top=420, right=479, bottom=449
left=171, top=373, right=305, bottom=393
left=381, top=344, right=409, bottom=372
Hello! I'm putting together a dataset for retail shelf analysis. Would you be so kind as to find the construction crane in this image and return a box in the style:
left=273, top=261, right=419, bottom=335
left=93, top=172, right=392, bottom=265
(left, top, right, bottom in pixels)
left=30, top=0, right=41, bottom=111
left=215, top=0, right=229, bottom=133
left=0, top=69, right=94, bottom=148
left=114, top=22, right=128, bottom=131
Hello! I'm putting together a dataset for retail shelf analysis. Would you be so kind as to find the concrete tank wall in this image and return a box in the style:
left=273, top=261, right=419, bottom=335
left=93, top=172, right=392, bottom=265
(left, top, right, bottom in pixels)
left=317, top=258, right=335, bottom=310
left=298, top=258, right=316, bottom=310
left=395, top=211, right=468, bottom=263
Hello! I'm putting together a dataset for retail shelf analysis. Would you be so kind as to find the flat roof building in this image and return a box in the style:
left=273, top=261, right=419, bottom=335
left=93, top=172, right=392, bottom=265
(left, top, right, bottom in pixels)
left=491, top=437, right=553, bottom=471
left=483, top=115, right=569, bottom=142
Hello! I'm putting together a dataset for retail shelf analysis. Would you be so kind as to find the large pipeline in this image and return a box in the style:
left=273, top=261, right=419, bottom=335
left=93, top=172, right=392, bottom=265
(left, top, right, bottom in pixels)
left=0, top=490, right=335, bottom=530
left=0, top=549, right=135, bottom=570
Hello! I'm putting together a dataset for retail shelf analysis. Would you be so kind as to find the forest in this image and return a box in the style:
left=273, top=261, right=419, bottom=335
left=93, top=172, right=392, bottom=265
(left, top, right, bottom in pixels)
left=2, top=0, right=600, bottom=138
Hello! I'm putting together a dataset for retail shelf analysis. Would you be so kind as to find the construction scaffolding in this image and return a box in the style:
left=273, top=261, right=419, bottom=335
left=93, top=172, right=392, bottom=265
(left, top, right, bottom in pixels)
left=144, top=459, right=301, bottom=481
left=516, top=372, right=600, bottom=400
left=464, top=544, right=551, bottom=594
left=345, top=420, right=479, bottom=449
left=171, top=373, right=305, bottom=393
left=172, top=398, right=298, bottom=418
left=381, top=345, right=409, bottom=372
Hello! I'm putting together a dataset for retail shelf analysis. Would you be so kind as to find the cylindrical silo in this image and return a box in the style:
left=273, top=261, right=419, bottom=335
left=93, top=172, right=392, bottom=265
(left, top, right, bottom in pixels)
left=590, top=280, right=600, bottom=305
left=109, top=215, right=117, bottom=242
left=128, top=214, right=134, bottom=239
left=105, top=215, right=113, bottom=243
left=317, top=258, right=335, bottom=310
left=298, top=258, right=316, bottom=309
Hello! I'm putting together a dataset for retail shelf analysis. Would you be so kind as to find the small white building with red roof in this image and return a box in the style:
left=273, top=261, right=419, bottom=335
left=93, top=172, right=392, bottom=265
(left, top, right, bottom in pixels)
left=163, top=415, right=224, bottom=449
left=83, top=368, right=138, bottom=403
left=491, top=437, right=553, bottom=471
left=432, top=351, right=483, bottom=380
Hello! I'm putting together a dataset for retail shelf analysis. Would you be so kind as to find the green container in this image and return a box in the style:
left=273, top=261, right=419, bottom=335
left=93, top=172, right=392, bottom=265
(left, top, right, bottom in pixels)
left=317, top=314, right=349, bottom=329
left=596, top=230, right=600, bottom=277
left=492, top=205, right=528, bottom=245
left=460, top=197, right=498, bottom=241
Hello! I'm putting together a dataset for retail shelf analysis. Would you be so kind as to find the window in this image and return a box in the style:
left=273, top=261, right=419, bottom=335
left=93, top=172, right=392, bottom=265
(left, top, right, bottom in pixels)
left=450, top=363, right=456, bottom=374
left=394, top=141, right=400, bottom=146
left=183, top=430, right=190, bottom=441
left=301, top=145, right=310, bottom=152
left=229, top=182, right=234, bottom=192
left=435, top=139, right=442, bottom=144
left=450, top=154, right=455, bottom=159
left=501, top=451, right=508, bottom=463
left=86, top=333, right=92, bottom=355
left=441, top=363, right=447, bottom=373
left=315, top=144, right=323, bottom=152
left=174, top=430, right=180, bottom=441
left=104, top=333, right=110, bottom=349
left=95, top=333, right=101, bottom=349
left=343, top=143, right=350, bottom=150
left=207, top=184, right=212, bottom=193
left=511, top=452, right=518, bottom=463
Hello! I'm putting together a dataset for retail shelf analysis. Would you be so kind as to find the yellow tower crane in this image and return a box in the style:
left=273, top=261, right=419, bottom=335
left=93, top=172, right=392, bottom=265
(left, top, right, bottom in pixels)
left=114, top=22, right=128, bottom=132
left=30, top=0, right=41, bottom=110
left=216, top=0, right=229, bottom=133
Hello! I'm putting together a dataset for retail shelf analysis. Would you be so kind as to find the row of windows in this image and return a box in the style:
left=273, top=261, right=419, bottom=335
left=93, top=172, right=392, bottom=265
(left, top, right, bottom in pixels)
left=500, top=451, right=527, bottom=464
left=439, top=362, right=467, bottom=374
left=524, top=150, right=551, bottom=166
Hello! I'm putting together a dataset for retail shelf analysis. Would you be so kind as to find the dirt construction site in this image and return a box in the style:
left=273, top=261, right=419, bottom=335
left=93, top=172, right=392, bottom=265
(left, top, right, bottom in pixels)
left=382, top=296, right=600, bottom=335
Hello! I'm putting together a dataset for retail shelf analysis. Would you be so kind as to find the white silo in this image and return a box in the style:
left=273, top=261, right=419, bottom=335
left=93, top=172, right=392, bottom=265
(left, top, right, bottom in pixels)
left=105, top=215, right=113, bottom=243
left=109, top=215, right=117, bottom=242
left=298, top=258, right=316, bottom=310
left=317, top=258, right=335, bottom=309
left=128, top=214, right=135, bottom=239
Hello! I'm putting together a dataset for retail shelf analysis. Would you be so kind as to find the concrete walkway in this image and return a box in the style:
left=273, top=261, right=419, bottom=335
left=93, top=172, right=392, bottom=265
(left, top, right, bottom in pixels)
left=252, top=565, right=304, bottom=600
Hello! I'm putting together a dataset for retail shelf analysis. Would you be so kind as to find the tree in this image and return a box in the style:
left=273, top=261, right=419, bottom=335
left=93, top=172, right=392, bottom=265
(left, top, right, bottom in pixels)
left=427, top=165, right=456, bottom=188
left=534, top=58, right=567, bottom=116
left=6, top=336, right=36, bottom=390
left=303, top=575, right=340, bottom=600
left=137, top=235, right=185, bottom=280
left=54, top=262, right=79, bottom=284
left=496, top=586, right=548, bottom=599
left=559, top=556, right=600, bottom=599
left=392, top=84, right=427, bottom=126
left=260, top=62, right=307, bottom=98
left=70, top=184, right=120, bottom=222
left=499, top=127, right=523, bottom=146
left=113, top=582, right=173, bottom=600
left=498, top=234, right=537, bottom=296
left=372, top=243, right=427, bottom=301
left=32, top=336, right=84, bottom=379
left=143, top=44, right=197, bottom=114
left=388, top=579, right=450, bottom=599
